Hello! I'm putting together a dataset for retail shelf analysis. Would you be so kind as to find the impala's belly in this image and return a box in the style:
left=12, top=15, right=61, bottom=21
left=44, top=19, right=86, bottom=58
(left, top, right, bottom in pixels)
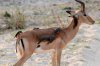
left=34, top=47, right=55, bottom=54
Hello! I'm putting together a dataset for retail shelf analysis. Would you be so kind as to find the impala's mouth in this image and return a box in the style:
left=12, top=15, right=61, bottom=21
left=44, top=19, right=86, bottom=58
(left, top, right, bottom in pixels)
left=88, top=21, right=95, bottom=25
left=92, top=22, right=95, bottom=24
left=91, top=21, right=95, bottom=24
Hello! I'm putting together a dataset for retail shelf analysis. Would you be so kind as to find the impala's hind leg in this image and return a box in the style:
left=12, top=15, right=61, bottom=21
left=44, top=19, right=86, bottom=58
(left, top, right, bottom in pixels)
left=14, top=53, right=32, bottom=66
left=14, top=40, right=37, bottom=66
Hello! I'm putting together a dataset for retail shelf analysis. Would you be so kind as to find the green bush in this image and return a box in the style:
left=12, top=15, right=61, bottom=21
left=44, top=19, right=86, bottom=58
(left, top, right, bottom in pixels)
left=4, top=11, right=11, bottom=18
left=62, top=7, right=72, bottom=10
left=3, top=11, right=13, bottom=29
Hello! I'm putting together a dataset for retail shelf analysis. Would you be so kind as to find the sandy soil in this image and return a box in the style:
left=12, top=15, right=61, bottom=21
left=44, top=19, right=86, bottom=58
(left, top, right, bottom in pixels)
left=0, top=24, right=100, bottom=66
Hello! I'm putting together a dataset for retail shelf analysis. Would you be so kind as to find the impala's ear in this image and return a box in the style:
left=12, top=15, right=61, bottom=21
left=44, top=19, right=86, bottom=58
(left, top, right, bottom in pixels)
left=66, top=10, right=72, bottom=17
left=66, top=10, right=76, bottom=17
left=66, top=10, right=72, bottom=15
left=66, top=8, right=75, bottom=17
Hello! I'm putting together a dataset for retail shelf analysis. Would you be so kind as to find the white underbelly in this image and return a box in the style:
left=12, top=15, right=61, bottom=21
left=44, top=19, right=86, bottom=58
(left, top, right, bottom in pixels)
left=34, top=47, right=55, bottom=54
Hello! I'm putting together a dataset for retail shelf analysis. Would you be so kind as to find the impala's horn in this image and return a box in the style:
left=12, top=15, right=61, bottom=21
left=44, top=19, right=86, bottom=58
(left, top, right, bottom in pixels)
left=75, top=0, right=86, bottom=15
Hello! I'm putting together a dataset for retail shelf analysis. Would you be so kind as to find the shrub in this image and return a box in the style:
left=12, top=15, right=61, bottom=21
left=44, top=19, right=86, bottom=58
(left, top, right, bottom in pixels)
left=3, top=11, right=13, bottom=29
left=3, top=9, right=25, bottom=29
left=4, top=11, right=11, bottom=18
left=62, top=7, right=72, bottom=10
left=14, top=9, right=25, bottom=29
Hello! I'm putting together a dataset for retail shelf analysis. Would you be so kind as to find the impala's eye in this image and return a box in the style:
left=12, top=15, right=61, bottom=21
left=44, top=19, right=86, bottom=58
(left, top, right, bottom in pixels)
left=84, top=13, right=87, bottom=16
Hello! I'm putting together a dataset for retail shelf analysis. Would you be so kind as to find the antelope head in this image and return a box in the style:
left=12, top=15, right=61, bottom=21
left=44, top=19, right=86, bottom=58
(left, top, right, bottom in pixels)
left=66, top=0, right=95, bottom=25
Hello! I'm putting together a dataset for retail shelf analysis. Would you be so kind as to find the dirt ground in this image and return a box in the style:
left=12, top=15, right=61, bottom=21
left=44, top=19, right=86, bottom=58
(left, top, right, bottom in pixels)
left=0, top=24, right=100, bottom=66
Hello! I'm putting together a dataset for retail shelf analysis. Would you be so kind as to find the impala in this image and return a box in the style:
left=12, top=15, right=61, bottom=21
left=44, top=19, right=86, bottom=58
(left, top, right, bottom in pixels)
left=14, top=0, right=95, bottom=66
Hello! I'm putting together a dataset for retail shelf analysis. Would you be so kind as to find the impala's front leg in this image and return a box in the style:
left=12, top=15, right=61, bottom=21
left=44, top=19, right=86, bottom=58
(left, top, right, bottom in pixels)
left=52, top=49, right=62, bottom=66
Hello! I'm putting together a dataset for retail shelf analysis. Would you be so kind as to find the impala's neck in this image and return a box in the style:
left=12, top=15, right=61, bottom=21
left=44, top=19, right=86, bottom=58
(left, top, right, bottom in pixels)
left=63, top=18, right=81, bottom=44
left=68, top=16, right=80, bottom=30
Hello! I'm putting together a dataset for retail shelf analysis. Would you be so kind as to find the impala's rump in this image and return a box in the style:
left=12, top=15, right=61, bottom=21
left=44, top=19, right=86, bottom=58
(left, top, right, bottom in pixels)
left=15, top=31, right=25, bottom=53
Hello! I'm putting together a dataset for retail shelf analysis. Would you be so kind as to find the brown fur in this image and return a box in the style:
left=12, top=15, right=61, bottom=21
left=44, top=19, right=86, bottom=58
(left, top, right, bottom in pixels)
left=14, top=0, right=95, bottom=66
left=37, top=28, right=61, bottom=44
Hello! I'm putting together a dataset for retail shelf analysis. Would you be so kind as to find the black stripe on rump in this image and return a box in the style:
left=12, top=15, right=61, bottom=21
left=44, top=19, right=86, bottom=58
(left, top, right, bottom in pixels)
left=16, top=39, right=25, bottom=53
left=16, top=42, right=18, bottom=53
left=21, top=39, right=25, bottom=51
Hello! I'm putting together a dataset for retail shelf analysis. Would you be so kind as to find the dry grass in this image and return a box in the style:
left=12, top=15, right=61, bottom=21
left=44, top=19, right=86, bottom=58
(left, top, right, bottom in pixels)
left=1, top=7, right=26, bottom=30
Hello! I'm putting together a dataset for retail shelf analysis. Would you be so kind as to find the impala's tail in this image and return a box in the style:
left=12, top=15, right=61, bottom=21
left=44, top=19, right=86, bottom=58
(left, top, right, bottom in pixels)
left=15, top=31, right=25, bottom=58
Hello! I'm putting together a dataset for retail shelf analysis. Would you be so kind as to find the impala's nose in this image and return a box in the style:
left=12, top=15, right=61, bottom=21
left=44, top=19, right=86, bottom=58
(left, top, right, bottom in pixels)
left=92, top=21, right=95, bottom=24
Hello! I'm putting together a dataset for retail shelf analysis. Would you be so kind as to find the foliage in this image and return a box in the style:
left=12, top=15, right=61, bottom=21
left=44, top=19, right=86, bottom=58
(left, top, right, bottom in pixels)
left=14, top=8, right=25, bottom=29
left=4, top=11, right=11, bottom=18
left=62, top=7, right=72, bottom=10
left=3, top=9, right=25, bottom=29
